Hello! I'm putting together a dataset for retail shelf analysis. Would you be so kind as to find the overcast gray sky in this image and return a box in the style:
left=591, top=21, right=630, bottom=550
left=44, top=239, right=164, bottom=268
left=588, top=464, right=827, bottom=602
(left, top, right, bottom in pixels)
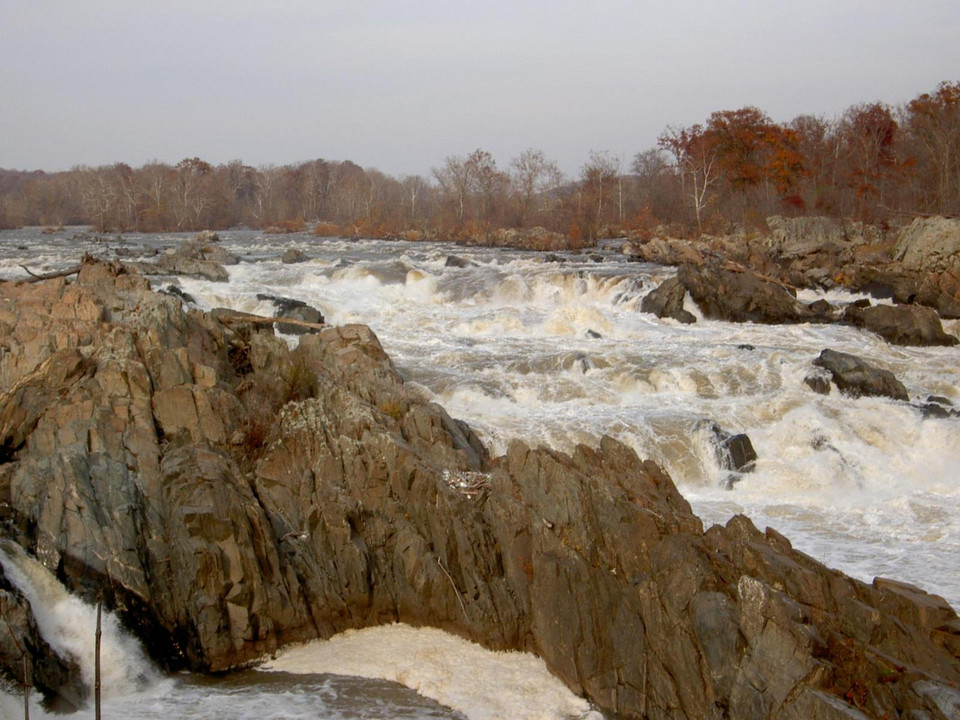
left=2, top=1, right=958, bottom=177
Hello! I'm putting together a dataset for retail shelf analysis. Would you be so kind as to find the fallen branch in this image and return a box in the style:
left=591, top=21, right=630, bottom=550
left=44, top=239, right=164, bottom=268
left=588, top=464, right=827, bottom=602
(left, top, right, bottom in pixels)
left=18, top=264, right=82, bottom=283
left=215, top=312, right=326, bottom=332
left=720, top=260, right=798, bottom=291
left=437, top=558, right=468, bottom=619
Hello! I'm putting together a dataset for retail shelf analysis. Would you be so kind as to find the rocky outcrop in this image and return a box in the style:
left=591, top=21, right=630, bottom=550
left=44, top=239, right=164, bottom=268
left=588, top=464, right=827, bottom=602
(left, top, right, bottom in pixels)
left=894, top=217, right=960, bottom=272
left=812, top=349, right=909, bottom=401
left=134, top=233, right=238, bottom=281
left=641, top=276, right=696, bottom=324
left=0, top=259, right=958, bottom=719
left=677, top=262, right=818, bottom=324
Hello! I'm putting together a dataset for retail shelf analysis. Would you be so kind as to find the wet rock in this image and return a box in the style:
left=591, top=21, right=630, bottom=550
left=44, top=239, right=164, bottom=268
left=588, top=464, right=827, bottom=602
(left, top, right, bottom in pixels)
left=160, top=284, right=196, bottom=305
left=0, top=557, right=87, bottom=711
left=737, top=344, right=755, bottom=351
left=444, top=255, right=475, bottom=268
left=804, top=368, right=832, bottom=395
left=843, top=303, right=958, bottom=347
left=1, top=258, right=958, bottom=720
left=641, top=276, right=696, bottom=324
left=281, top=248, right=309, bottom=264
left=700, top=421, right=758, bottom=488
left=915, top=396, right=960, bottom=419
left=584, top=329, right=602, bottom=339
left=806, top=298, right=837, bottom=320
left=812, top=349, right=909, bottom=401
left=678, top=261, right=814, bottom=324
left=256, top=294, right=325, bottom=335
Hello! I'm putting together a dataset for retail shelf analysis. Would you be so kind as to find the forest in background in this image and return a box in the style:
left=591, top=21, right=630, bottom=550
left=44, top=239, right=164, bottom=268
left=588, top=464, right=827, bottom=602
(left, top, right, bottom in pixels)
left=0, top=81, right=957, bottom=243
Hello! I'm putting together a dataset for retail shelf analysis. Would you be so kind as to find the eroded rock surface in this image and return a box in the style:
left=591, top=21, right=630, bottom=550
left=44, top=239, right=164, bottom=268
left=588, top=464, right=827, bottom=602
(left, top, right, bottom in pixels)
left=0, top=259, right=958, bottom=719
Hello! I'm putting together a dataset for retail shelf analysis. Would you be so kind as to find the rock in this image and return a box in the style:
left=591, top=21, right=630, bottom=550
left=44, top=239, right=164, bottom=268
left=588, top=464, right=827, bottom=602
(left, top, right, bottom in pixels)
left=804, top=368, right=832, bottom=395
left=766, top=215, right=844, bottom=259
left=0, top=549, right=87, bottom=711
left=917, top=270, right=960, bottom=319
left=843, top=264, right=920, bottom=305
left=585, top=329, right=602, bottom=339
left=737, top=344, right=755, bottom=351
left=678, top=261, right=814, bottom=324
left=812, top=349, right=909, bottom=401
left=806, top=298, right=837, bottom=320
left=133, top=233, right=238, bottom=281
left=281, top=249, right=309, bottom=264
left=893, top=216, right=960, bottom=273
left=160, top=284, right=196, bottom=305
left=843, top=303, right=958, bottom=347
left=915, top=396, right=960, bottom=419
left=700, top=421, right=758, bottom=489
left=256, top=294, right=325, bottom=335
left=0, top=258, right=958, bottom=720
left=641, top=276, right=696, bottom=324
left=444, top=255, right=475, bottom=268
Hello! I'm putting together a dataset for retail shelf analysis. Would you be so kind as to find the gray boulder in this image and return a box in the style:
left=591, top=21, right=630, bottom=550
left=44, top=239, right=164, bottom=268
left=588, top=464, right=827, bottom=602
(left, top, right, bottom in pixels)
left=281, top=249, right=309, bottom=264
left=812, top=349, right=909, bottom=401
left=893, top=217, right=960, bottom=273
left=843, top=303, right=958, bottom=347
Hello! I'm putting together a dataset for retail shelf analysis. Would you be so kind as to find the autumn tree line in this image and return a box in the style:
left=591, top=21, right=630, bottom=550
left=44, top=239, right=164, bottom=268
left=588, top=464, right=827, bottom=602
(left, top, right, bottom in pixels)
left=1, top=81, right=957, bottom=241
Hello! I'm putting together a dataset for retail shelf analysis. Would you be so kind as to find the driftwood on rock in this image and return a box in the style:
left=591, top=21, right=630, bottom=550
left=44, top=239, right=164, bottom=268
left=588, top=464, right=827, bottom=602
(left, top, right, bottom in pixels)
left=213, top=310, right=326, bottom=333
left=17, top=263, right=83, bottom=283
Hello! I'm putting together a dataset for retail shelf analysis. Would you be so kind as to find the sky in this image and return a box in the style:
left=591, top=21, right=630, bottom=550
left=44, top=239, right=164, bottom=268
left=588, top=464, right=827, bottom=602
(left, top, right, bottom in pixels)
left=1, top=1, right=958, bottom=178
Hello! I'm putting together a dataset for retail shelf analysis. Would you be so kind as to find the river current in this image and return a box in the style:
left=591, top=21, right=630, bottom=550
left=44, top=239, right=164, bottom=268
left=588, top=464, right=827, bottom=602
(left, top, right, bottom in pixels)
left=0, top=228, right=958, bottom=719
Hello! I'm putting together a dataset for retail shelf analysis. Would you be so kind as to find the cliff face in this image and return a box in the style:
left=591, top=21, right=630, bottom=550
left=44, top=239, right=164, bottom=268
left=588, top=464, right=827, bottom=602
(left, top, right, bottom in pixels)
left=1, top=259, right=958, bottom=719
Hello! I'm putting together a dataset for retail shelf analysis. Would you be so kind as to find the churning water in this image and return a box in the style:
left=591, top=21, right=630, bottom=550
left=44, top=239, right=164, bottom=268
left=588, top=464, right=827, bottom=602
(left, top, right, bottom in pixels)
left=0, top=227, right=958, bottom=718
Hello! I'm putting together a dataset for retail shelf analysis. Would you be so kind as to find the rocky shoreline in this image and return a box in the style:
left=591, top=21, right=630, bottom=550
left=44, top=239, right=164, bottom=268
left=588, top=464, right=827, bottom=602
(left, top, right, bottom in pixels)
left=0, top=235, right=958, bottom=718
left=625, top=215, right=960, bottom=342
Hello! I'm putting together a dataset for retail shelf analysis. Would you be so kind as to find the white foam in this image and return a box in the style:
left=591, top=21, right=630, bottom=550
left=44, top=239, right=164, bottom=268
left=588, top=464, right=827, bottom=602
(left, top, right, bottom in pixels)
left=0, top=542, right=163, bottom=703
left=262, top=624, right=599, bottom=720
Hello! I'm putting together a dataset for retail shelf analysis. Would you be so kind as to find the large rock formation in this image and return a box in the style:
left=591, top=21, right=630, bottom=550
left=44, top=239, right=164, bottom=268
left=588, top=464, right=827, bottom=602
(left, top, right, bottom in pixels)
left=677, top=262, right=821, bottom=325
left=1, top=259, right=958, bottom=719
left=640, top=276, right=697, bottom=324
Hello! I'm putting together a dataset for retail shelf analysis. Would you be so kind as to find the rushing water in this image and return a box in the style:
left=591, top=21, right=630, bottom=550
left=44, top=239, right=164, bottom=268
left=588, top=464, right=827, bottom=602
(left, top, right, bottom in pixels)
left=1, top=227, right=958, bottom=717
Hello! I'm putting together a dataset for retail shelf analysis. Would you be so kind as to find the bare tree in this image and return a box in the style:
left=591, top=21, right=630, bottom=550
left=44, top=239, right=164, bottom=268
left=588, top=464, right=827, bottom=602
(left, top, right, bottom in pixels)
left=509, top=149, right=564, bottom=227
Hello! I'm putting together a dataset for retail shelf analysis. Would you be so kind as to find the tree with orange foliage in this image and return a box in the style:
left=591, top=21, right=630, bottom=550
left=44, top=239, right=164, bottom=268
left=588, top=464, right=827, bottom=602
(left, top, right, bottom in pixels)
left=705, top=107, right=806, bottom=214
left=839, top=103, right=899, bottom=221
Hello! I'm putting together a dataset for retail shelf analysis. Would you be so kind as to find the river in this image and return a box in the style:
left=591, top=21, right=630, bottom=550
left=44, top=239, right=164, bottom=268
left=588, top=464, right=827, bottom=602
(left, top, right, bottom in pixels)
left=1, top=227, right=958, bottom=719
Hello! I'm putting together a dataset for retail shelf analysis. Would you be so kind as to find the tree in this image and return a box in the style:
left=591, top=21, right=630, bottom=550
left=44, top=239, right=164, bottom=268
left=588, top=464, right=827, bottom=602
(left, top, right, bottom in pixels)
left=173, top=157, right=213, bottom=230
left=704, top=107, right=806, bottom=218
left=906, top=81, right=960, bottom=215
left=839, top=102, right=899, bottom=220
left=509, top=149, right=564, bottom=227
left=658, top=126, right=719, bottom=235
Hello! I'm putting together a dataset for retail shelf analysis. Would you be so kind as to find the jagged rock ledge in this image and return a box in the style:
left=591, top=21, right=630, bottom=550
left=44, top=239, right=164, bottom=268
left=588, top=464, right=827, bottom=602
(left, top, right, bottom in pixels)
left=0, top=258, right=958, bottom=719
